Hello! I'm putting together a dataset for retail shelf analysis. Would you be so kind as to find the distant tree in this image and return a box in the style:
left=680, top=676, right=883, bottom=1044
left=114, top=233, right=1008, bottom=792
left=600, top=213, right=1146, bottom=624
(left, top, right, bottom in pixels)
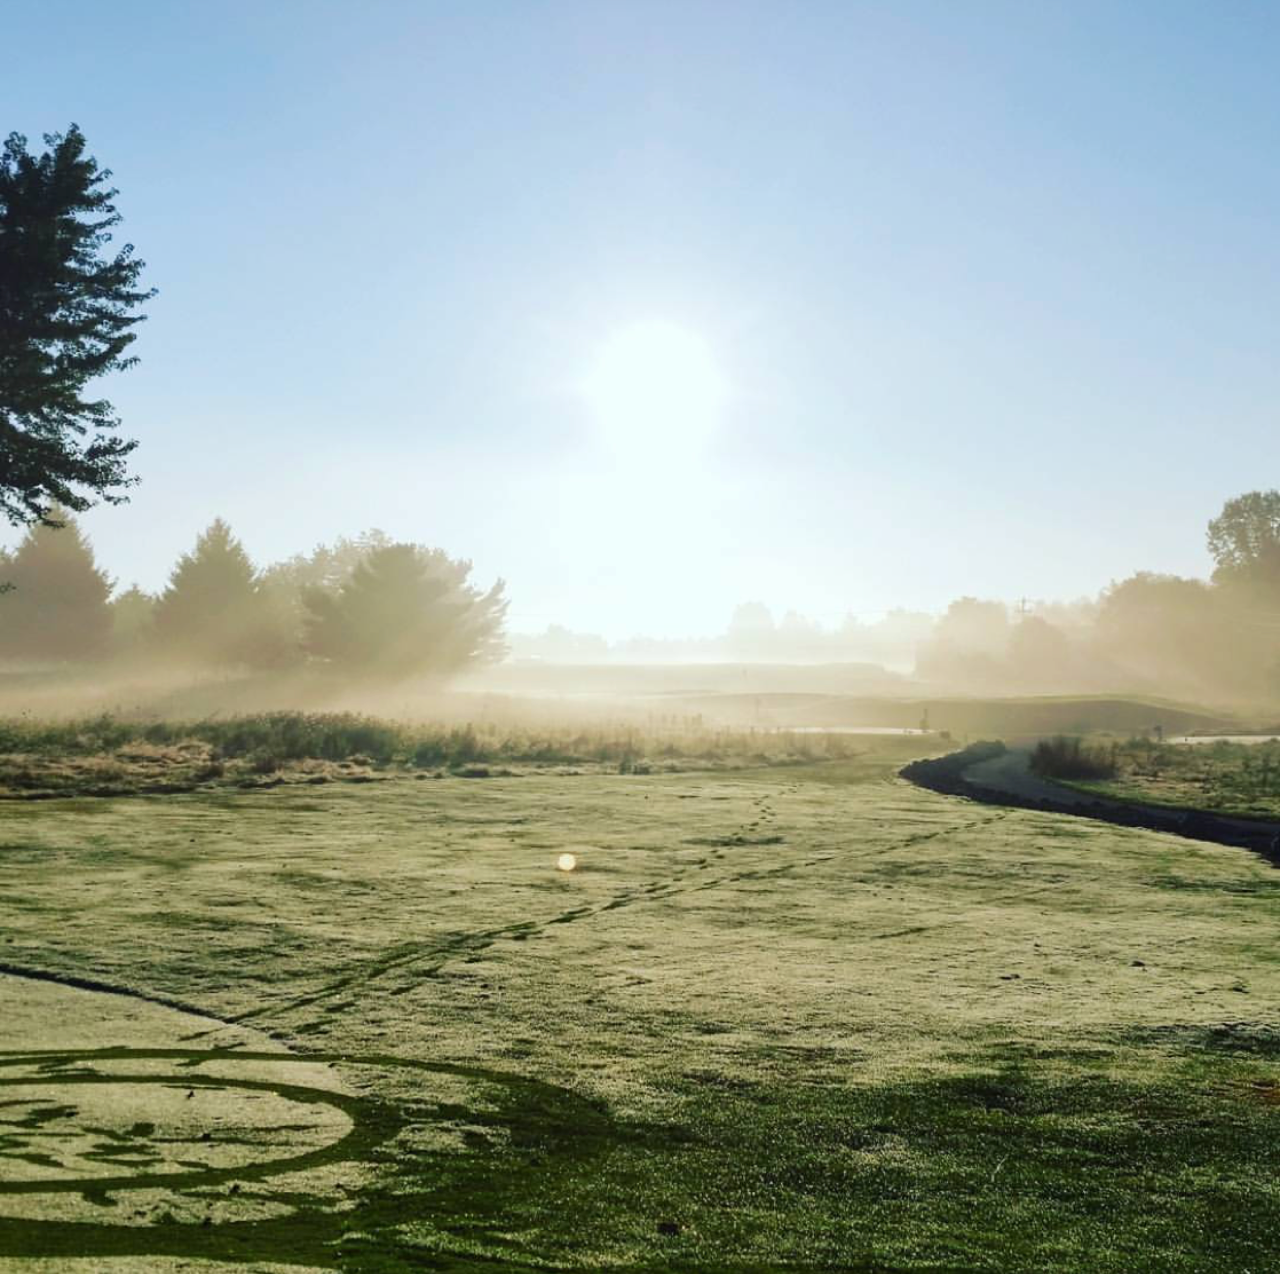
left=844, top=608, right=936, bottom=669
left=914, top=598, right=1010, bottom=689
left=1097, top=572, right=1211, bottom=639
left=933, top=597, right=1010, bottom=654
left=726, top=601, right=776, bottom=658
left=509, top=624, right=609, bottom=662
left=153, top=519, right=263, bottom=666
left=258, top=529, right=392, bottom=623
left=729, top=602, right=774, bottom=635
left=253, top=529, right=397, bottom=667
left=776, top=610, right=830, bottom=661
left=109, top=584, right=155, bottom=658
left=299, top=529, right=395, bottom=593
left=0, top=126, right=154, bottom=528
left=1032, top=596, right=1100, bottom=635
left=1207, top=491, right=1280, bottom=596
left=1007, top=616, right=1074, bottom=688
left=0, top=506, right=112, bottom=659
left=1094, top=572, right=1236, bottom=694
left=303, top=543, right=507, bottom=680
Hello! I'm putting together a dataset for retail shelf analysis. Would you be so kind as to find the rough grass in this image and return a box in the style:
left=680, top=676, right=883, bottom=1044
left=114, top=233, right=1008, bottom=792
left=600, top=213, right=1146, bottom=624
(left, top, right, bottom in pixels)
left=0, top=710, right=863, bottom=766
left=1071, top=736, right=1280, bottom=819
left=0, top=734, right=1277, bottom=1270
left=0, top=711, right=865, bottom=798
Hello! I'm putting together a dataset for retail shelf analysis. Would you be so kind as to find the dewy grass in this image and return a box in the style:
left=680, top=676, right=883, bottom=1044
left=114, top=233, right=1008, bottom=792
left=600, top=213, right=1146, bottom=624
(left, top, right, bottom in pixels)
left=1, top=733, right=1277, bottom=1269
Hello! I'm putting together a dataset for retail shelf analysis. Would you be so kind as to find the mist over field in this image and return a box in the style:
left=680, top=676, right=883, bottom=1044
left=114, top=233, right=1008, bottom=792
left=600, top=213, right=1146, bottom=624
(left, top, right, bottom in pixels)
left=3, top=491, right=1279, bottom=727
left=6, top=4, right=1280, bottom=1272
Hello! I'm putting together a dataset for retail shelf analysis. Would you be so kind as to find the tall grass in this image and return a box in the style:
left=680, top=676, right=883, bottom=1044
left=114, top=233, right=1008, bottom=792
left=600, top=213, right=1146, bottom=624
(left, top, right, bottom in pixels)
left=1114, top=735, right=1280, bottom=813
left=0, top=711, right=864, bottom=770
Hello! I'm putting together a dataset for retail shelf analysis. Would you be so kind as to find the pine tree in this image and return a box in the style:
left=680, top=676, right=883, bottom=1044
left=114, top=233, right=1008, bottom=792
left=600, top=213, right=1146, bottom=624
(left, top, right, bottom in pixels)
left=153, top=519, right=261, bottom=666
left=0, top=126, right=154, bottom=527
left=303, top=543, right=506, bottom=680
left=0, top=507, right=112, bottom=659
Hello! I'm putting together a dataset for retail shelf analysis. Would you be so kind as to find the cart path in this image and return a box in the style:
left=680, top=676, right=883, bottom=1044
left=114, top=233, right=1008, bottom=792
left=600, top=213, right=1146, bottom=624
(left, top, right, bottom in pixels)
left=902, top=743, right=1280, bottom=865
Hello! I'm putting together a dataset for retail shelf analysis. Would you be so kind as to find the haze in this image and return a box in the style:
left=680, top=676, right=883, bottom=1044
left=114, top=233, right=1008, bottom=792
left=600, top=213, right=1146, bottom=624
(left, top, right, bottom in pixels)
left=11, top=7, right=1280, bottom=1269
left=8, top=2, right=1280, bottom=638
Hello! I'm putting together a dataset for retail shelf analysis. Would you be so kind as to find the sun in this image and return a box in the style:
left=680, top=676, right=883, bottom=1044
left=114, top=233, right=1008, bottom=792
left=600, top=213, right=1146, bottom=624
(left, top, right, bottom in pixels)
left=582, top=321, right=728, bottom=452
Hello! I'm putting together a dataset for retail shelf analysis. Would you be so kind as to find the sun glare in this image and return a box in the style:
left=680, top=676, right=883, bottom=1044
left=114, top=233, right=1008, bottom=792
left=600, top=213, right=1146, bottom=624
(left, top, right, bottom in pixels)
left=582, top=321, right=728, bottom=452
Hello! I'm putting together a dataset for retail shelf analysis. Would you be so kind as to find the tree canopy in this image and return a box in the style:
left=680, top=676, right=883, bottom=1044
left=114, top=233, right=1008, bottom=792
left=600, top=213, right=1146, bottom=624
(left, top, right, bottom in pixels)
left=303, top=543, right=507, bottom=679
left=0, top=125, right=154, bottom=528
left=1207, top=490, right=1280, bottom=594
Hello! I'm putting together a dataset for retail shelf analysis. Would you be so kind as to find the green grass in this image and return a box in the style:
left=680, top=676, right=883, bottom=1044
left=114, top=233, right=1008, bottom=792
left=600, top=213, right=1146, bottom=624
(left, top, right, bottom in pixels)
left=1068, top=737, right=1280, bottom=820
left=0, top=734, right=1277, bottom=1270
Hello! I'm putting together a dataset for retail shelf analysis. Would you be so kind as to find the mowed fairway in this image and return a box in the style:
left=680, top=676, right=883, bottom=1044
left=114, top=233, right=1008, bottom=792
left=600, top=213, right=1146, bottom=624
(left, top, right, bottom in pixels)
left=2, top=739, right=1279, bottom=1272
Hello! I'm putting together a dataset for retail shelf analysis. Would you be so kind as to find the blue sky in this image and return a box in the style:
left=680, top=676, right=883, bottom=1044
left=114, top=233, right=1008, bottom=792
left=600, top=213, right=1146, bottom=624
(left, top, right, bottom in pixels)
left=7, top=1, right=1280, bottom=637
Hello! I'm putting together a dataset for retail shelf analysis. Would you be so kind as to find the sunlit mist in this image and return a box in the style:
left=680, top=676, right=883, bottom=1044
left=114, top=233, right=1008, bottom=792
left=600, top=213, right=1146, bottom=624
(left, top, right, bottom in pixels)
left=6, top=9, right=1280, bottom=1266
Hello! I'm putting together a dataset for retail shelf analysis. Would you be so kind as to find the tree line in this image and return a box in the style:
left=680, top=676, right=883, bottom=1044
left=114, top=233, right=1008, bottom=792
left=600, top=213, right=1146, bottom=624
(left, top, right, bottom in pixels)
left=512, top=491, right=1280, bottom=708
left=916, top=491, right=1280, bottom=703
left=0, top=514, right=507, bottom=679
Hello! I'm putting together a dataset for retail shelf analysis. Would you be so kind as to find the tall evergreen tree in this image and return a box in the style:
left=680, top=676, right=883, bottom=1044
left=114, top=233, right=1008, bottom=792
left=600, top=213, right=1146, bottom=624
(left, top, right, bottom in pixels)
left=303, top=543, right=506, bottom=680
left=0, top=126, right=154, bottom=527
left=0, top=506, right=112, bottom=659
left=153, top=519, right=262, bottom=666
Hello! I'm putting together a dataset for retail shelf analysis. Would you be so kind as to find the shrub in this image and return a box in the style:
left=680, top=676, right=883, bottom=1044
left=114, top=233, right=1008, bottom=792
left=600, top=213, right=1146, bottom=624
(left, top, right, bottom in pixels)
left=1030, top=736, right=1117, bottom=781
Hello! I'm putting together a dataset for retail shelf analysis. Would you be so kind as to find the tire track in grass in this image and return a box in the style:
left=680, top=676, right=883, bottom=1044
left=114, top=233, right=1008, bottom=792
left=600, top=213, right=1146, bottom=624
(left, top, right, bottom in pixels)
left=237, top=784, right=802, bottom=1024
left=256, top=787, right=1002, bottom=1027
left=6, top=784, right=1001, bottom=1034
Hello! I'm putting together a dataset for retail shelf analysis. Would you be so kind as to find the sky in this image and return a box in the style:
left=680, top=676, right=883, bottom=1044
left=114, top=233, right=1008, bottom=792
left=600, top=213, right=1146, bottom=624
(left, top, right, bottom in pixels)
left=7, top=1, right=1280, bottom=638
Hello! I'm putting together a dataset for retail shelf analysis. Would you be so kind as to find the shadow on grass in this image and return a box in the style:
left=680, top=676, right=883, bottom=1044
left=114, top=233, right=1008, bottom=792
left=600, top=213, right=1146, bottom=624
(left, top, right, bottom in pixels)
left=1, top=1039, right=1278, bottom=1271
